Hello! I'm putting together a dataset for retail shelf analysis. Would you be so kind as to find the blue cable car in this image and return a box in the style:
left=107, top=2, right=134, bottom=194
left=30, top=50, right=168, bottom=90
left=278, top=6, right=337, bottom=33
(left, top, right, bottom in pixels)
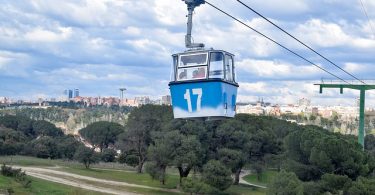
left=169, top=0, right=239, bottom=119
left=169, top=50, right=239, bottom=119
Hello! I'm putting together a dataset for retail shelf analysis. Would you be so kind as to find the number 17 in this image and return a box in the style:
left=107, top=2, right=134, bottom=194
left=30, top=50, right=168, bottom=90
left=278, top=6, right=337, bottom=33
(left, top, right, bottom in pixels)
left=184, top=88, right=202, bottom=113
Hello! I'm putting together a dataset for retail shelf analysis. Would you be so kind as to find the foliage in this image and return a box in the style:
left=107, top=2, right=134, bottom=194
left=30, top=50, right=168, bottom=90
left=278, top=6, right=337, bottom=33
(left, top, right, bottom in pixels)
left=181, top=177, right=215, bottom=194
left=1, top=164, right=31, bottom=188
left=79, top=121, right=124, bottom=152
left=318, top=173, right=352, bottom=194
left=346, top=177, right=375, bottom=195
left=73, top=146, right=99, bottom=169
left=32, top=120, right=63, bottom=137
left=285, top=126, right=369, bottom=181
left=202, top=160, right=233, bottom=191
left=267, top=171, right=303, bottom=195
left=117, top=105, right=172, bottom=173
left=118, top=153, right=139, bottom=167
left=101, top=148, right=117, bottom=162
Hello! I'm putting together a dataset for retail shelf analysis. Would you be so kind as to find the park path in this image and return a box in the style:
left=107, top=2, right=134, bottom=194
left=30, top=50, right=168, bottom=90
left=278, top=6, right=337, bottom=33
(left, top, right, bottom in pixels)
left=14, top=166, right=179, bottom=195
left=239, top=170, right=267, bottom=189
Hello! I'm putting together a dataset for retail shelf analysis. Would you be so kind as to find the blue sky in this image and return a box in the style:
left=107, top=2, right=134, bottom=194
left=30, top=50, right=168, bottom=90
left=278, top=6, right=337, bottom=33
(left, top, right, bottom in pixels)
left=0, top=0, right=375, bottom=106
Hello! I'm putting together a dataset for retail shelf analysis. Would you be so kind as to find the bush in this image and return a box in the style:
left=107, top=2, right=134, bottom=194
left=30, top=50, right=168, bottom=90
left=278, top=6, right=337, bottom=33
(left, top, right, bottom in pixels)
left=101, top=149, right=117, bottom=162
left=268, top=171, right=303, bottom=195
left=202, top=160, right=232, bottom=191
left=118, top=153, right=139, bottom=167
left=181, top=177, right=215, bottom=194
left=1, top=164, right=32, bottom=188
left=74, top=146, right=99, bottom=169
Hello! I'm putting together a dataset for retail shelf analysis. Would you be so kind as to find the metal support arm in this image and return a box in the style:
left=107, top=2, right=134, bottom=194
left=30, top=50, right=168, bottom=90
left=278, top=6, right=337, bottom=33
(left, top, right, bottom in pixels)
left=183, top=0, right=205, bottom=48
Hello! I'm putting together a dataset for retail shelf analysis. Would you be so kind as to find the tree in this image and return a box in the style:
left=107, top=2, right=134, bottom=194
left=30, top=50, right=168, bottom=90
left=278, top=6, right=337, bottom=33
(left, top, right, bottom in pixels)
left=56, top=135, right=82, bottom=160
left=181, top=177, right=214, bottom=195
left=32, top=120, right=63, bottom=137
left=30, top=137, right=59, bottom=159
left=118, top=153, right=139, bottom=167
left=117, top=105, right=172, bottom=173
left=202, top=160, right=233, bottom=191
left=346, top=177, right=375, bottom=195
left=218, top=148, right=246, bottom=185
left=285, top=127, right=370, bottom=181
left=79, top=121, right=124, bottom=152
left=267, top=171, right=303, bottom=195
left=74, top=146, right=99, bottom=169
left=147, top=131, right=181, bottom=184
left=174, top=135, right=204, bottom=184
left=319, top=174, right=352, bottom=194
left=215, top=119, right=250, bottom=185
left=101, top=148, right=117, bottom=162
left=0, top=127, right=26, bottom=155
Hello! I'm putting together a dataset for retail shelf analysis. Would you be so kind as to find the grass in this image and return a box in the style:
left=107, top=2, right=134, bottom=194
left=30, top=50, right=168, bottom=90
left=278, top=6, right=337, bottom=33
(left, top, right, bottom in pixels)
left=243, top=170, right=278, bottom=187
left=0, top=156, right=268, bottom=195
left=0, top=155, right=134, bottom=170
left=0, top=175, right=103, bottom=195
left=60, top=166, right=180, bottom=189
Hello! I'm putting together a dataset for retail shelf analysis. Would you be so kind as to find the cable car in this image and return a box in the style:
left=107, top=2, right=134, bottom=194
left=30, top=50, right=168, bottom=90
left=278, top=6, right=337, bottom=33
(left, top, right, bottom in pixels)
left=169, top=0, right=239, bottom=119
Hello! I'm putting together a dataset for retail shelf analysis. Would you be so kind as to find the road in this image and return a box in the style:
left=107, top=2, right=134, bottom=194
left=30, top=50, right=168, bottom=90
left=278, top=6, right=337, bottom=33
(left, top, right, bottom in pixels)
left=239, top=170, right=267, bottom=189
left=15, top=166, right=178, bottom=195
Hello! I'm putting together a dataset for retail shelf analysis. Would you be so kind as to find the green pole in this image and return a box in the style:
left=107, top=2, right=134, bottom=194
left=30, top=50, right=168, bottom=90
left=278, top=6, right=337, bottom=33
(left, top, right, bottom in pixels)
left=358, top=88, right=365, bottom=149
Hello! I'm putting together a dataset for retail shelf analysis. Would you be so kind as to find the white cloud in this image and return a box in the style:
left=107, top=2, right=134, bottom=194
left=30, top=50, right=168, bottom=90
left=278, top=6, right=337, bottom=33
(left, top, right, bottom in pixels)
left=294, top=19, right=375, bottom=49
left=237, top=59, right=320, bottom=78
left=344, top=62, right=366, bottom=73
left=153, top=0, right=185, bottom=25
left=24, top=27, right=72, bottom=42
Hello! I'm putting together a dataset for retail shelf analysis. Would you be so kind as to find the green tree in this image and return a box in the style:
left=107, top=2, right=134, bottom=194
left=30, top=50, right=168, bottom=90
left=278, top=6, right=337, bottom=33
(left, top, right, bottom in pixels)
left=202, top=160, right=233, bottom=191
left=79, top=121, right=124, bottom=152
left=218, top=148, right=246, bottom=185
left=117, top=105, right=172, bottom=173
left=181, top=177, right=214, bottom=195
left=346, top=177, right=375, bottom=195
left=101, top=148, right=117, bottom=162
left=285, top=127, right=369, bottom=181
left=74, top=146, right=99, bottom=169
left=57, top=135, right=82, bottom=159
left=267, top=171, right=303, bottom=195
left=32, top=120, right=63, bottom=137
left=147, top=131, right=180, bottom=184
left=174, top=134, right=204, bottom=184
left=319, top=173, right=352, bottom=194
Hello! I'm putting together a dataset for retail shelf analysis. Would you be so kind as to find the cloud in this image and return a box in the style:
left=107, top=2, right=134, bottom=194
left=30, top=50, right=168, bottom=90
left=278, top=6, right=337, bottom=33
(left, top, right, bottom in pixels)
left=24, top=27, right=72, bottom=42
left=0, top=0, right=374, bottom=106
left=294, top=19, right=375, bottom=49
left=236, top=59, right=320, bottom=79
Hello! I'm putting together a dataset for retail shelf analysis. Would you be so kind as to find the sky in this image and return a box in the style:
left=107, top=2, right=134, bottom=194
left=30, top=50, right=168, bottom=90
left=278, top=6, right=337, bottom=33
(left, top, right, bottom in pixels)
left=0, top=0, right=375, bottom=106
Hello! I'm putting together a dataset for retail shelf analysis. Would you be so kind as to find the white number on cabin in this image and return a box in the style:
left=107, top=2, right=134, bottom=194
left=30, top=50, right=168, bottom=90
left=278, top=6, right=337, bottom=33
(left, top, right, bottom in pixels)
left=184, top=88, right=203, bottom=112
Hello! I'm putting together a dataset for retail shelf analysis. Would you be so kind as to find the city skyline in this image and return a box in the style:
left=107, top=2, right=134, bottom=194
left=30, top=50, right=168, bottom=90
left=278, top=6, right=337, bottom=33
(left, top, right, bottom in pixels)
left=0, top=0, right=375, bottom=106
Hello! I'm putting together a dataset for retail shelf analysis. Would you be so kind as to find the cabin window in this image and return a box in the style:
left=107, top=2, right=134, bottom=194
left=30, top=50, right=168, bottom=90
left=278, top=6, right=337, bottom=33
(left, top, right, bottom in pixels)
left=209, top=52, right=224, bottom=79
left=171, top=55, right=178, bottom=81
left=177, top=66, right=207, bottom=81
left=225, top=54, right=234, bottom=82
left=179, top=53, right=208, bottom=67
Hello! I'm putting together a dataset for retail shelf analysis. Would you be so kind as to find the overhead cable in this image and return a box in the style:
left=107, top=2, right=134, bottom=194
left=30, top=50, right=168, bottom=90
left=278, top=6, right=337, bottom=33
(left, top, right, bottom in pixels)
left=205, top=1, right=351, bottom=84
left=235, top=0, right=366, bottom=85
left=358, top=0, right=375, bottom=40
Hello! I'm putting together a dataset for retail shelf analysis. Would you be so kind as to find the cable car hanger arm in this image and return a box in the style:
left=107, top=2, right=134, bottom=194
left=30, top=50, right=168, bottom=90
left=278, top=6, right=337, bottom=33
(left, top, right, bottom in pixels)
left=183, top=0, right=205, bottom=48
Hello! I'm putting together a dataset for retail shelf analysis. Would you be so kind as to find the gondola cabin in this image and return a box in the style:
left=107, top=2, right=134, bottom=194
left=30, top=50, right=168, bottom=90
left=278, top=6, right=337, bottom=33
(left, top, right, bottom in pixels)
left=169, top=49, right=239, bottom=119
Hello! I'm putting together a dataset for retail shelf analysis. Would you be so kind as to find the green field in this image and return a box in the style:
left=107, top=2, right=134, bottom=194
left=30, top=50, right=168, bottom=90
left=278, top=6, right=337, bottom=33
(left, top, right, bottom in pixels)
left=0, top=156, right=267, bottom=195
left=0, top=175, right=103, bottom=195
left=243, top=170, right=278, bottom=187
left=60, top=166, right=180, bottom=189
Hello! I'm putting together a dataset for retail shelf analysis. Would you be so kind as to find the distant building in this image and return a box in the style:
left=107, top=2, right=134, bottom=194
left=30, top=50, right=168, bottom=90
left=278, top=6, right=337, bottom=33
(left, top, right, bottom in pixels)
left=135, top=96, right=151, bottom=105
left=74, top=89, right=79, bottom=97
left=161, top=95, right=171, bottom=105
left=299, top=98, right=311, bottom=107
